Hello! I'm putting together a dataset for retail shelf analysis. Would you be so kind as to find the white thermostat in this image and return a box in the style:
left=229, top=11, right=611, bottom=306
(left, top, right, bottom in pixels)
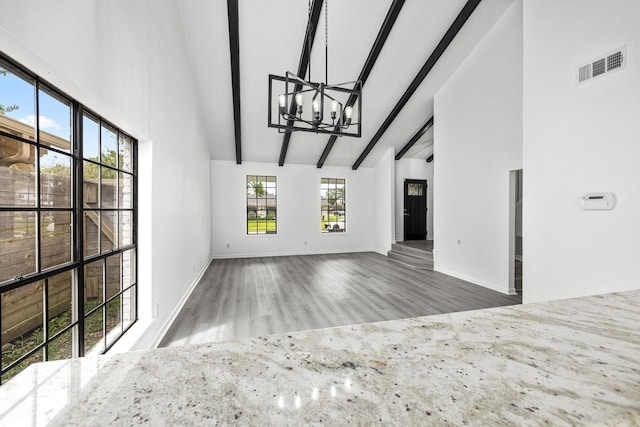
left=581, top=193, right=615, bottom=210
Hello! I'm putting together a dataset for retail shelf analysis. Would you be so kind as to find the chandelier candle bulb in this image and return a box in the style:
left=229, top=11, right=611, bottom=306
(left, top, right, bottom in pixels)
left=278, top=94, right=286, bottom=115
left=295, top=93, right=304, bottom=115
left=331, top=100, right=338, bottom=120
left=345, top=106, right=353, bottom=125
left=312, top=99, right=321, bottom=123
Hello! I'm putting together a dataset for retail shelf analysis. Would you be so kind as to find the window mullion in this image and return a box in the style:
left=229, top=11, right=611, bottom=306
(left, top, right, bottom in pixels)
left=74, top=101, right=85, bottom=358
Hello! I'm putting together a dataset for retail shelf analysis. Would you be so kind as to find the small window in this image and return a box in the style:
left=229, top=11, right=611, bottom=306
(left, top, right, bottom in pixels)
left=247, top=175, right=276, bottom=235
left=321, top=178, right=346, bottom=233
left=408, top=183, right=423, bottom=196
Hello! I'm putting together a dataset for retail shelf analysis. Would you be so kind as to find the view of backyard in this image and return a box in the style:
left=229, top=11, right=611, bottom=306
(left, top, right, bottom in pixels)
left=1, top=299, right=121, bottom=383
left=0, top=61, right=137, bottom=385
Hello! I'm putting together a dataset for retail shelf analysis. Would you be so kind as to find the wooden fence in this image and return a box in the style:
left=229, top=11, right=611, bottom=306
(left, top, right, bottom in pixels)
left=1, top=167, right=120, bottom=345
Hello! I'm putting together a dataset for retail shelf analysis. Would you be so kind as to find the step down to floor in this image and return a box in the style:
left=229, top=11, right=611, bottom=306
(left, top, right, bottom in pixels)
left=387, top=243, right=433, bottom=270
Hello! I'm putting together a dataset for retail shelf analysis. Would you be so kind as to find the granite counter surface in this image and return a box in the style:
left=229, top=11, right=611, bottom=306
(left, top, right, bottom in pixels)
left=3, top=290, right=640, bottom=426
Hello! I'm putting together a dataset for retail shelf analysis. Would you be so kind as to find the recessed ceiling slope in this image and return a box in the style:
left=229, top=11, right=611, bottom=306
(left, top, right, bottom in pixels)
left=177, top=0, right=235, bottom=162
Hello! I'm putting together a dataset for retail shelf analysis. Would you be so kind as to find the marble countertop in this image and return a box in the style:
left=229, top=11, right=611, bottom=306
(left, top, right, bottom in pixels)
left=2, top=290, right=639, bottom=426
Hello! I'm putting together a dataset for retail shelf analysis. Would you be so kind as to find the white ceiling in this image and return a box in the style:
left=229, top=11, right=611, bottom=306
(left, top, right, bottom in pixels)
left=177, top=0, right=513, bottom=168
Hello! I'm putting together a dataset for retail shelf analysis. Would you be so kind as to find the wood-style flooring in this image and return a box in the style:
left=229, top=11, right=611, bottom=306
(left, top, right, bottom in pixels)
left=397, top=239, right=434, bottom=252
left=160, top=252, right=521, bottom=347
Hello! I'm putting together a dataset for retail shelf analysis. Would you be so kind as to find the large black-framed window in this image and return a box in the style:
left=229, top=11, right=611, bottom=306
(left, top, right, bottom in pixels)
left=321, top=178, right=346, bottom=232
left=246, top=175, right=276, bottom=235
left=0, top=53, right=138, bottom=385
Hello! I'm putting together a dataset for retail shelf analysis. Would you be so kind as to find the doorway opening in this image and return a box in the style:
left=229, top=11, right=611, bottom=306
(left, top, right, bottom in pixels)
left=508, top=169, right=523, bottom=295
left=404, top=179, right=427, bottom=241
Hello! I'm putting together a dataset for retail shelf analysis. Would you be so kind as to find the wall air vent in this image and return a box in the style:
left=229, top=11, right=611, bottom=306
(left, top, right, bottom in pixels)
left=577, top=46, right=626, bottom=85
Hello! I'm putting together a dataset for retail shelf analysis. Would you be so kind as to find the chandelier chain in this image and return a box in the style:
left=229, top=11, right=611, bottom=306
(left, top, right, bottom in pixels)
left=308, top=0, right=312, bottom=82
left=325, top=0, right=328, bottom=83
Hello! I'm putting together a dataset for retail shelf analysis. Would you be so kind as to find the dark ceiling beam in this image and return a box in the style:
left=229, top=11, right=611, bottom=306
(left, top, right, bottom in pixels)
left=352, top=0, right=482, bottom=170
left=278, top=0, right=324, bottom=167
left=227, top=0, right=242, bottom=164
left=427, top=154, right=434, bottom=163
left=394, top=116, right=433, bottom=160
left=317, top=0, right=406, bottom=168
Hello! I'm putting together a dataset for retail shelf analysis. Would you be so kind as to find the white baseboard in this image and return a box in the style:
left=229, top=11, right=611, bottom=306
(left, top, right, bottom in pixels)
left=148, top=257, right=214, bottom=348
left=211, top=248, right=374, bottom=260
left=434, top=266, right=510, bottom=295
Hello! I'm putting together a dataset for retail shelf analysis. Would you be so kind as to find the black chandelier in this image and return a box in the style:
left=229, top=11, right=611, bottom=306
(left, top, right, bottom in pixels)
left=268, top=1, right=362, bottom=138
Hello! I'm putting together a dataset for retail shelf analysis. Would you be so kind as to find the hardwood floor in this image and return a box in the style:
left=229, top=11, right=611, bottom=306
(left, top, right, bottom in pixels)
left=159, top=252, right=521, bottom=347
left=397, top=239, right=434, bottom=252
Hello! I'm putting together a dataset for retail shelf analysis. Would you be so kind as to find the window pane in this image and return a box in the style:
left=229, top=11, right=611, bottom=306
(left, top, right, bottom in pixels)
left=40, top=151, right=71, bottom=207
left=105, top=254, right=120, bottom=300
left=83, top=210, right=100, bottom=257
left=84, top=307, right=103, bottom=354
left=119, top=172, right=133, bottom=209
left=0, top=64, right=35, bottom=140
left=0, top=138, right=36, bottom=207
left=106, top=296, right=121, bottom=346
left=41, top=211, right=72, bottom=270
left=48, top=270, right=74, bottom=337
left=101, top=166, right=117, bottom=208
left=48, top=329, right=73, bottom=361
left=122, top=286, right=136, bottom=330
left=83, top=114, right=99, bottom=161
left=1, top=350, right=43, bottom=385
left=122, top=249, right=136, bottom=289
left=101, top=124, right=117, bottom=167
left=83, top=160, right=99, bottom=206
left=38, top=88, right=71, bottom=152
left=0, top=211, right=36, bottom=282
left=321, top=178, right=346, bottom=233
left=84, top=260, right=103, bottom=313
left=119, top=211, right=133, bottom=247
left=247, top=175, right=276, bottom=235
left=408, top=183, right=423, bottom=196
left=119, top=134, right=133, bottom=173
left=1, top=281, right=44, bottom=370
left=101, top=211, right=117, bottom=252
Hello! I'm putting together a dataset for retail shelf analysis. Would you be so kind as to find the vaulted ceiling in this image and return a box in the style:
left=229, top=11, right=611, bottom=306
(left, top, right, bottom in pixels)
left=177, top=0, right=513, bottom=168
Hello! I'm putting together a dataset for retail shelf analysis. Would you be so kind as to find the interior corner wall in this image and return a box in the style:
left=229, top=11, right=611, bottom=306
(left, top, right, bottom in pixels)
left=0, top=1, right=212, bottom=349
left=211, top=161, right=374, bottom=258
left=433, top=0, right=522, bottom=294
left=522, top=0, right=640, bottom=303
left=373, top=148, right=395, bottom=255
left=395, top=158, right=434, bottom=242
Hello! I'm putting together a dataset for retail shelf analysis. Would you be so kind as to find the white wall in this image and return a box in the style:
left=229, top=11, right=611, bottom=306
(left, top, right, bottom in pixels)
left=0, top=0, right=212, bottom=349
left=522, top=0, right=640, bottom=303
left=211, top=161, right=375, bottom=258
left=433, top=0, right=523, bottom=294
left=395, top=158, right=434, bottom=242
left=373, top=148, right=396, bottom=255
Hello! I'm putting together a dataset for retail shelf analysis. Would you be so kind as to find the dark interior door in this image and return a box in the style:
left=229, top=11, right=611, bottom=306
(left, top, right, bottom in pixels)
left=404, top=179, right=427, bottom=240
